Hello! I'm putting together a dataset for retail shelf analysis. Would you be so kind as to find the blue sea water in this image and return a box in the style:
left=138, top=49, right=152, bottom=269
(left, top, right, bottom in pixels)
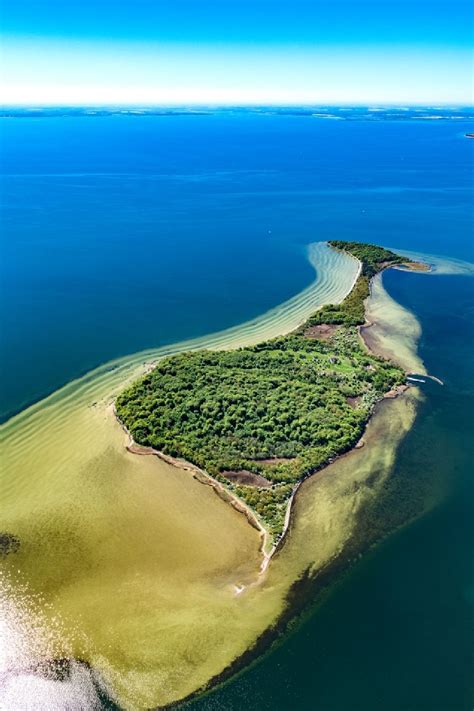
left=1, top=110, right=473, bottom=709
left=1, top=112, right=472, bottom=420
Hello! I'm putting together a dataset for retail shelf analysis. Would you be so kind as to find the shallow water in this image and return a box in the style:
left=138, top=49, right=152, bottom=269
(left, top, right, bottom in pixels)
left=1, top=252, right=453, bottom=708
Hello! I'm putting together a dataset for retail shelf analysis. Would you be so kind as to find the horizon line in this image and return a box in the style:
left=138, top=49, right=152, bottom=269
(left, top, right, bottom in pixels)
left=1, top=102, right=473, bottom=109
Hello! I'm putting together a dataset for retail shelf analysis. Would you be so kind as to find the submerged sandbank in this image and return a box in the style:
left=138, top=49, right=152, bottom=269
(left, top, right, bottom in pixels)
left=1, top=243, right=455, bottom=709
left=361, top=272, right=426, bottom=374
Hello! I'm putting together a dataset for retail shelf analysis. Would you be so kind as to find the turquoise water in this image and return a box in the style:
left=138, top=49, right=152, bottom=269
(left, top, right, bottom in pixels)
left=1, top=110, right=473, bottom=709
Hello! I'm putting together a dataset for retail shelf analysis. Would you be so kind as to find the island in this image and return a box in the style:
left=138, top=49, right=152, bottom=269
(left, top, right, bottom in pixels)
left=115, top=242, right=418, bottom=550
left=1, top=239, right=438, bottom=710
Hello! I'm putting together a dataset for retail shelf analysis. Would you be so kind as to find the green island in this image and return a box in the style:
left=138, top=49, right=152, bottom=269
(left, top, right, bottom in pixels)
left=116, top=242, right=413, bottom=541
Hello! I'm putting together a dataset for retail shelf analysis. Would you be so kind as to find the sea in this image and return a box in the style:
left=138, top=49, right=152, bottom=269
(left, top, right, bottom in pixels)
left=1, top=107, right=473, bottom=710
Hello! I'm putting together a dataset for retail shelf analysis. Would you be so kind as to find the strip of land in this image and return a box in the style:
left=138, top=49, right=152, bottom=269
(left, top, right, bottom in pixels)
left=116, top=241, right=420, bottom=547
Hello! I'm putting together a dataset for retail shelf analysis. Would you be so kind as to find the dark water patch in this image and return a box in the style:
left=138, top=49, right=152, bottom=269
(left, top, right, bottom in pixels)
left=0, top=532, right=20, bottom=557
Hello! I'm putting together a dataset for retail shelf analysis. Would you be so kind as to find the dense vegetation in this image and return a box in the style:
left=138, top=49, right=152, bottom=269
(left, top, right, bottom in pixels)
left=116, top=242, right=408, bottom=540
left=329, top=241, right=405, bottom=277
left=304, top=241, right=405, bottom=328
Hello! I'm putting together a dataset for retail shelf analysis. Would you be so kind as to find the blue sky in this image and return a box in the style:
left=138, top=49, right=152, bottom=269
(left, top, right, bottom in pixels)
left=1, top=0, right=472, bottom=105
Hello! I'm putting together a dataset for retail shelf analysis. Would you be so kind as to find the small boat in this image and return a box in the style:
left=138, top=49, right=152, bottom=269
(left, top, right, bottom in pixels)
left=407, top=376, right=426, bottom=384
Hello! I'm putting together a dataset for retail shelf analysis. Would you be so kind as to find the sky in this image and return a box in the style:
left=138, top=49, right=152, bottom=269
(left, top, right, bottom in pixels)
left=0, top=0, right=473, bottom=105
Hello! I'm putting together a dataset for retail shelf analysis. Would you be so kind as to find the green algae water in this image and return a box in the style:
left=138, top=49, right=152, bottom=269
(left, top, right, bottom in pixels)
left=1, top=111, right=473, bottom=709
